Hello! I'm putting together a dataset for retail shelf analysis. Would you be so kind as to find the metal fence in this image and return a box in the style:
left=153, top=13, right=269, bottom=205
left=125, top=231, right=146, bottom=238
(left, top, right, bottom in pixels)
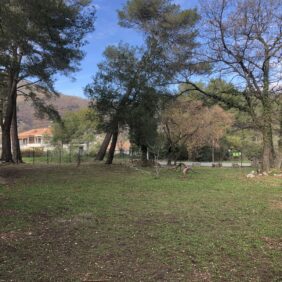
left=21, top=147, right=93, bottom=165
left=20, top=147, right=132, bottom=165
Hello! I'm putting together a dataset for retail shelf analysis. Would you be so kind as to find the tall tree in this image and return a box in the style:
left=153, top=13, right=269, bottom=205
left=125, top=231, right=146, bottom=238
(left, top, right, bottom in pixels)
left=128, top=86, right=160, bottom=165
left=85, top=44, right=139, bottom=163
left=196, top=0, right=282, bottom=171
left=85, top=44, right=165, bottom=165
left=0, top=0, right=95, bottom=162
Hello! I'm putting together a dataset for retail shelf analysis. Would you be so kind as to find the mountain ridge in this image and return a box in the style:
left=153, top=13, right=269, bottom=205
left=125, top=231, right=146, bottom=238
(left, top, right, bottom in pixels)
left=18, top=92, right=88, bottom=132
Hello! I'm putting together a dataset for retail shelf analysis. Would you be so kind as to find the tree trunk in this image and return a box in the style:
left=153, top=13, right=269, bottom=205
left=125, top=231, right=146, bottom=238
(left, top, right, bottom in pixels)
left=276, top=140, right=282, bottom=170
left=11, top=100, right=23, bottom=163
left=212, top=143, right=215, bottom=163
left=0, top=97, right=4, bottom=158
left=167, top=146, right=172, bottom=166
left=1, top=77, right=17, bottom=162
left=261, top=120, right=275, bottom=172
left=1, top=127, right=13, bottom=162
left=95, top=132, right=112, bottom=161
left=141, top=145, right=148, bottom=166
left=149, top=151, right=155, bottom=161
left=260, top=57, right=275, bottom=172
left=105, top=130, right=118, bottom=165
left=275, top=101, right=282, bottom=169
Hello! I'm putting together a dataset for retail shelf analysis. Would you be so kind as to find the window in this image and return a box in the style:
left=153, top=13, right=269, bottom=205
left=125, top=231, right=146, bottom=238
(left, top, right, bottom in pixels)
left=29, top=137, right=35, bottom=144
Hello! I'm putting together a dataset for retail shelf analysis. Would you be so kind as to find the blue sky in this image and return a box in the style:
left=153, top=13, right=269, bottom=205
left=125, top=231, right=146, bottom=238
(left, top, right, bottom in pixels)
left=55, top=0, right=199, bottom=98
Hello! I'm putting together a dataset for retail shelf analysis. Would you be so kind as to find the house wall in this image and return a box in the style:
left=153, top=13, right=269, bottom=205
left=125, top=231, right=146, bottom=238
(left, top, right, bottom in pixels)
left=19, top=135, right=53, bottom=151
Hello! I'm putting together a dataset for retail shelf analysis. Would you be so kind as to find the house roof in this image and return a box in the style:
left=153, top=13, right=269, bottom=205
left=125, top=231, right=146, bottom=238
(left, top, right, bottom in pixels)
left=18, top=127, right=52, bottom=139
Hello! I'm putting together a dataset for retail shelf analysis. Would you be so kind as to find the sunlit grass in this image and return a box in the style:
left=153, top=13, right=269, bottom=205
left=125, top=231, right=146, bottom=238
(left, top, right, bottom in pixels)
left=0, top=163, right=281, bottom=281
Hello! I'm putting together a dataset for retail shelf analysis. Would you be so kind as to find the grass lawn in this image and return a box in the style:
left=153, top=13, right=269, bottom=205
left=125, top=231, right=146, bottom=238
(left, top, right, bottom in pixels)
left=0, top=163, right=281, bottom=281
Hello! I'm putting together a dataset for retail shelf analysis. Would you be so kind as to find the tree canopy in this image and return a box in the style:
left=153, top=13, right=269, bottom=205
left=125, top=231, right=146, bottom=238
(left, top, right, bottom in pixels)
left=85, top=43, right=167, bottom=164
left=52, top=108, right=98, bottom=146
left=0, top=0, right=95, bottom=162
left=116, top=0, right=282, bottom=171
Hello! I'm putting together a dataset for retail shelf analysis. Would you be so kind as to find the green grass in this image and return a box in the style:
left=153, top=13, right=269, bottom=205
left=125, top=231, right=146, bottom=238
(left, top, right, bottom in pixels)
left=0, top=163, right=281, bottom=281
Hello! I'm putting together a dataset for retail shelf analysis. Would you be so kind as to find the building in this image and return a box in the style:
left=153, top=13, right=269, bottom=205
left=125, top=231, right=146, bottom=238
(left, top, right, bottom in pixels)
left=1, top=126, right=131, bottom=155
left=116, top=138, right=131, bottom=155
left=18, top=127, right=53, bottom=150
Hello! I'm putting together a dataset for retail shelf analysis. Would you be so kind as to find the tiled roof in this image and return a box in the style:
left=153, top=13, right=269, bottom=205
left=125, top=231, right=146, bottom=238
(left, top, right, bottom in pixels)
left=19, top=127, right=52, bottom=139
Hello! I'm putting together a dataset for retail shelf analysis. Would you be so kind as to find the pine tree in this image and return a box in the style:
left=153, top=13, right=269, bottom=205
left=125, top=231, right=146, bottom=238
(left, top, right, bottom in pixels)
left=0, top=0, right=95, bottom=162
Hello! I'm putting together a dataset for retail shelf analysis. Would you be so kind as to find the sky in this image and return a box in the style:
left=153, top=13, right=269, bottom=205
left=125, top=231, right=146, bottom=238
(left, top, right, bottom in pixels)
left=54, top=0, right=199, bottom=98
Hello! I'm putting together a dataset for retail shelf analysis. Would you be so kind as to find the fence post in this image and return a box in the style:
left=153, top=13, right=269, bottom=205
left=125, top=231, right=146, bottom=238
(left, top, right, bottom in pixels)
left=46, top=150, right=49, bottom=164
left=59, top=149, right=62, bottom=164
left=77, top=147, right=81, bottom=167
left=32, top=148, right=35, bottom=165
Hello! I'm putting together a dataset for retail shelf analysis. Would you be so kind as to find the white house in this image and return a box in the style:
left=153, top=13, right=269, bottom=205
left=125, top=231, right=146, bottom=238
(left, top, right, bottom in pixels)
left=18, top=127, right=53, bottom=150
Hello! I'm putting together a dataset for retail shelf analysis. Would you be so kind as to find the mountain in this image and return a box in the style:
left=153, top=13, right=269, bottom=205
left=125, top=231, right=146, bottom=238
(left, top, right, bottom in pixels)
left=17, top=91, right=88, bottom=132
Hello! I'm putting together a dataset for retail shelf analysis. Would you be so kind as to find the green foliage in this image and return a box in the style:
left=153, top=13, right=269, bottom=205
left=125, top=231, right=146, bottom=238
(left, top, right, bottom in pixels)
left=52, top=108, right=98, bottom=145
left=119, top=0, right=199, bottom=43
left=85, top=44, right=139, bottom=131
left=128, top=87, right=159, bottom=148
left=224, top=132, right=262, bottom=160
left=1, top=0, right=95, bottom=85
left=85, top=43, right=165, bottom=151
left=118, top=0, right=209, bottom=82
left=0, top=0, right=96, bottom=153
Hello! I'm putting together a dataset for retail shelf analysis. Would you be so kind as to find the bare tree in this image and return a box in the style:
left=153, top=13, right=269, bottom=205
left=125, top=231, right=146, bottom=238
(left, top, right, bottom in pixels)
left=162, top=98, right=234, bottom=164
left=196, top=0, right=282, bottom=171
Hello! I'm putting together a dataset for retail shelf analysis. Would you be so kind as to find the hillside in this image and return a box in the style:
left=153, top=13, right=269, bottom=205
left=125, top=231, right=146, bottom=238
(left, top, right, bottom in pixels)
left=17, top=91, right=88, bottom=132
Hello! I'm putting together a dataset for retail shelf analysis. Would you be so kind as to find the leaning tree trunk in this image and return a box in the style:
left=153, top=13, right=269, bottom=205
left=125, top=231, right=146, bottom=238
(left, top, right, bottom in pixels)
left=11, top=100, right=23, bottom=163
left=141, top=145, right=148, bottom=167
left=105, top=130, right=118, bottom=165
left=95, top=132, right=112, bottom=161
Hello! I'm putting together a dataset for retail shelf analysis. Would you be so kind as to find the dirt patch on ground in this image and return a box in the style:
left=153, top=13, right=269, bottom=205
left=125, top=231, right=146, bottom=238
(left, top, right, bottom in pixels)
left=0, top=176, right=10, bottom=185
left=0, top=163, right=62, bottom=173
left=270, top=200, right=282, bottom=210
left=192, top=269, right=212, bottom=281
left=56, top=212, right=101, bottom=225
left=0, top=230, right=33, bottom=242
left=262, top=237, right=282, bottom=251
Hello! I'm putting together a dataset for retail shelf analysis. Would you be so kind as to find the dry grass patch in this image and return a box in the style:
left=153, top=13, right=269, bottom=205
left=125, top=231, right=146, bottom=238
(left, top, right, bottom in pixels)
left=262, top=237, right=282, bottom=251
left=270, top=200, right=282, bottom=210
